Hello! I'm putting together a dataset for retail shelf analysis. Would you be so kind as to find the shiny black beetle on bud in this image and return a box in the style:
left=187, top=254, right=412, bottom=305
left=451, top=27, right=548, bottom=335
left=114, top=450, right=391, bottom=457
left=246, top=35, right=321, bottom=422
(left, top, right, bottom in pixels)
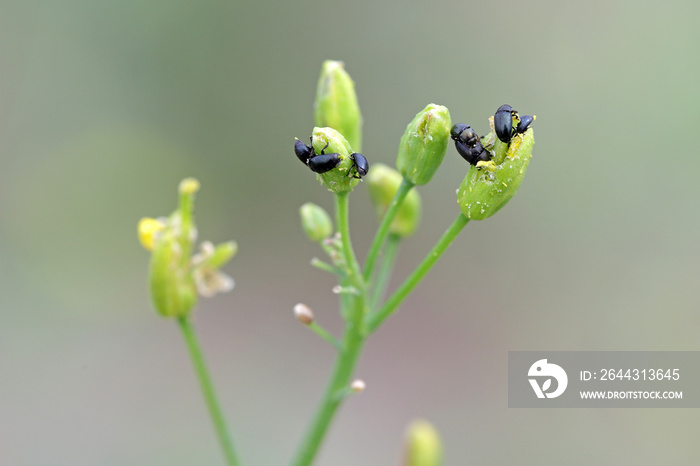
left=308, top=142, right=342, bottom=174
left=294, top=138, right=342, bottom=174
left=494, top=104, right=519, bottom=143
left=450, top=123, right=491, bottom=166
left=350, top=152, right=369, bottom=179
left=295, top=137, right=369, bottom=178
left=516, top=115, right=534, bottom=134
left=294, top=138, right=315, bottom=165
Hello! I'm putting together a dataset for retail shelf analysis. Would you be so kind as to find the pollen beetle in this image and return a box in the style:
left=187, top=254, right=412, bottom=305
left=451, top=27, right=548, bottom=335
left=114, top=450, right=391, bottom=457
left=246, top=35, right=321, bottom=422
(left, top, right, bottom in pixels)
left=494, top=104, right=518, bottom=143
left=349, top=152, right=369, bottom=179
left=450, top=123, right=491, bottom=166
left=516, top=114, right=534, bottom=134
left=307, top=142, right=342, bottom=174
left=294, top=138, right=314, bottom=165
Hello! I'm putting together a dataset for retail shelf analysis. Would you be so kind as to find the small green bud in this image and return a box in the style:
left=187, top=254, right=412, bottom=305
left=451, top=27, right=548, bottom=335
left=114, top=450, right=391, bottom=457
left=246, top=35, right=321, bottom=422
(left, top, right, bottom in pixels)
left=294, top=303, right=314, bottom=325
left=311, top=127, right=359, bottom=193
left=178, top=177, right=200, bottom=195
left=366, top=163, right=421, bottom=237
left=149, top=228, right=198, bottom=318
left=350, top=379, right=365, bottom=392
left=402, top=419, right=443, bottom=466
left=206, top=241, right=238, bottom=269
left=300, top=202, right=334, bottom=242
left=457, top=125, right=534, bottom=220
left=396, top=104, right=451, bottom=185
left=314, top=60, right=363, bottom=151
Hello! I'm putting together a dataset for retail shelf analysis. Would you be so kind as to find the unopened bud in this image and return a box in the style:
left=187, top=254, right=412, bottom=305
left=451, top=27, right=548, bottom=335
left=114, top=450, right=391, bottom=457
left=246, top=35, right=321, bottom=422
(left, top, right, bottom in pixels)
left=149, top=228, right=198, bottom=318
left=351, top=379, right=366, bottom=392
left=402, top=419, right=443, bottom=466
left=366, top=163, right=421, bottom=237
left=311, top=127, right=359, bottom=193
left=314, top=60, right=363, bottom=151
left=294, top=303, right=314, bottom=325
left=396, top=104, right=451, bottom=185
left=332, top=285, right=359, bottom=295
left=207, top=241, right=238, bottom=268
left=300, top=202, right=333, bottom=242
left=178, top=177, right=200, bottom=195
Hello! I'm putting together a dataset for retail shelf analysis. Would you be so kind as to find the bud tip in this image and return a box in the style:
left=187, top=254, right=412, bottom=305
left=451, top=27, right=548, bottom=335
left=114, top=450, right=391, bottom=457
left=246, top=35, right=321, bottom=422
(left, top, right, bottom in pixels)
left=294, top=303, right=314, bottom=325
left=351, top=379, right=366, bottom=392
left=179, top=177, right=200, bottom=195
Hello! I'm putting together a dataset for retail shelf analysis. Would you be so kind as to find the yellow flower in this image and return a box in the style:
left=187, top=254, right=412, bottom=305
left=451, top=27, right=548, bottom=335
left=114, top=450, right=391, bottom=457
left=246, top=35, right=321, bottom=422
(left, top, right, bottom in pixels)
left=138, top=217, right=166, bottom=251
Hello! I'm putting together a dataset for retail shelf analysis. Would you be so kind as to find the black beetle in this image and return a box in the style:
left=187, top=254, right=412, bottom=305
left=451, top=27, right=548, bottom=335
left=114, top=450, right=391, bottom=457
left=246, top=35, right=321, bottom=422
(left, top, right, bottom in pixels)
left=294, top=138, right=315, bottom=165
left=450, top=124, right=480, bottom=146
left=516, top=115, right=534, bottom=134
left=450, top=123, right=491, bottom=166
left=494, top=104, right=518, bottom=143
left=307, top=142, right=342, bottom=174
left=349, top=152, right=369, bottom=179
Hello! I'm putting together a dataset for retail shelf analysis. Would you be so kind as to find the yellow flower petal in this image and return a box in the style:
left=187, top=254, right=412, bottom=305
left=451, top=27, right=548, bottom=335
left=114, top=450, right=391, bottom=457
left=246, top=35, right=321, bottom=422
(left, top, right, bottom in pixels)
left=138, top=217, right=165, bottom=251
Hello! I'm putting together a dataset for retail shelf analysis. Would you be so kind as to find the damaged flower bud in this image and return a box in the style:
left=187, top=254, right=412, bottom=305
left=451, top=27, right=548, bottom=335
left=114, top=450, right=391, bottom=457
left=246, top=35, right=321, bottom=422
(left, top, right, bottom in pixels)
left=457, top=114, right=535, bottom=220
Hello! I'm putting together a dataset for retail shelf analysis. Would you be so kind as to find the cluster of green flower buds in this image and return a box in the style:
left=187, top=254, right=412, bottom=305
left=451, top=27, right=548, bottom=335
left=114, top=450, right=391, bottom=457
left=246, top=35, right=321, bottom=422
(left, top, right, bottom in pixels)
left=137, top=178, right=237, bottom=318
left=292, top=60, right=371, bottom=194
left=298, top=60, right=535, bottom=224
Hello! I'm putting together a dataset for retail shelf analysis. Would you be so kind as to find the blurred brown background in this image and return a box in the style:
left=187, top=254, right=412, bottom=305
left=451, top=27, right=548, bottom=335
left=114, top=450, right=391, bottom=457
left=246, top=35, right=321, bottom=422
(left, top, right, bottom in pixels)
left=1, top=0, right=699, bottom=464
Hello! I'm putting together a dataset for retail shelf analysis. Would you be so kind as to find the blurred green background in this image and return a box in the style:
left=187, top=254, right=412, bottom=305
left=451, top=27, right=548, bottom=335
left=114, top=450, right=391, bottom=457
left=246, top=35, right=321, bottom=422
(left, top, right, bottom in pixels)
left=2, top=0, right=699, bottom=464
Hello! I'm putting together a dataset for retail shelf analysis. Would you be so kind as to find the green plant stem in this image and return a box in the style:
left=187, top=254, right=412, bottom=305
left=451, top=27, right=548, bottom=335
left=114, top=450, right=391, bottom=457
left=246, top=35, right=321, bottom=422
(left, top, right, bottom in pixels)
left=309, top=321, right=344, bottom=351
left=367, top=213, right=469, bottom=333
left=290, top=192, right=367, bottom=466
left=336, top=192, right=364, bottom=289
left=369, top=233, right=401, bottom=309
left=289, top=307, right=365, bottom=466
left=363, top=178, right=414, bottom=282
left=310, top=257, right=341, bottom=276
left=178, top=317, right=240, bottom=466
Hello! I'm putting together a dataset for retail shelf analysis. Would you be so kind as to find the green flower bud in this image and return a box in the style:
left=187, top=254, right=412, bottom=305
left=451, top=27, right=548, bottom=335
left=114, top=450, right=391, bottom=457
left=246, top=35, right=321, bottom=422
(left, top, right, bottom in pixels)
left=402, top=419, right=443, bottom=466
left=314, top=60, right=362, bottom=151
left=206, top=241, right=238, bottom=269
left=311, top=127, right=359, bottom=193
left=457, top=125, right=534, bottom=220
left=300, top=202, right=334, bottom=242
left=149, top=227, right=198, bottom=318
left=396, top=104, right=451, bottom=185
left=366, top=163, right=421, bottom=238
